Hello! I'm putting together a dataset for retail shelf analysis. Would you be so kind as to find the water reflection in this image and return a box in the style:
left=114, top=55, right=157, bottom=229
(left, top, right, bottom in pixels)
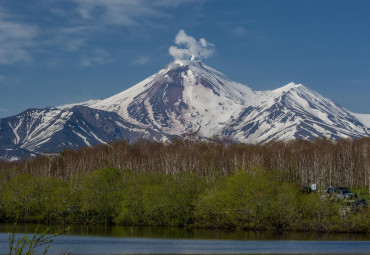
left=1, top=223, right=369, bottom=241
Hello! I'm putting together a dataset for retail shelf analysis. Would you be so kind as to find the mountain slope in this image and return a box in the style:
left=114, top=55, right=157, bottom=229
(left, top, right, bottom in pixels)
left=84, top=60, right=369, bottom=142
left=0, top=105, right=165, bottom=160
left=1, top=60, right=369, bottom=160
left=351, top=113, right=370, bottom=130
left=223, top=83, right=368, bottom=142
left=88, top=60, right=257, bottom=137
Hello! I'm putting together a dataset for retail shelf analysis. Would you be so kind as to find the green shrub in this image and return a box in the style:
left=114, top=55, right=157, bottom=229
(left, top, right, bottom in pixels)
left=115, top=172, right=206, bottom=226
left=1, top=174, right=71, bottom=222
left=195, top=170, right=282, bottom=229
left=80, top=167, right=123, bottom=224
left=2, top=174, right=41, bottom=221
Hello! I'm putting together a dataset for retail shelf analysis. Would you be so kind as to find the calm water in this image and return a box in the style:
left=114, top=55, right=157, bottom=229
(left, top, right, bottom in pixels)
left=0, top=224, right=369, bottom=254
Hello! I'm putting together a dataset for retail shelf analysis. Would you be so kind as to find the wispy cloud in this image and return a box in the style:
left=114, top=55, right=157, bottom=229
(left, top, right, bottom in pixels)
left=71, top=0, right=161, bottom=26
left=133, top=56, right=150, bottom=65
left=232, top=26, right=248, bottom=37
left=43, top=26, right=92, bottom=52
left=0, top=1, right=205, bottom=66
left=0, top=8, right=38, bottom=64
left=153, top=0, right=200, bottom=7
left=80, top=49, right=109, bottom=66
left=70, top=0, right=200, bottom=26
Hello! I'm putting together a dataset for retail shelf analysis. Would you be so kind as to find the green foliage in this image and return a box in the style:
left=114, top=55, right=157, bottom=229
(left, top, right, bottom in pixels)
left=195, top=170, right=370, bottom=232
left=292, top=192, right=337, bottom=231
left=0, top=167, right=369, bottom=232
left=8, top=223, right=71, bottom=255
left=80, top=167, right=123, bottom=224
left=2, top=175, right=40, bottom=221
left=267, top=183, right=299, bottom=229
left=1, top=175, right=70, bottom=222
left=115, top=172, right=206, bottom=226
left=195, top=170, right=283, bottom=229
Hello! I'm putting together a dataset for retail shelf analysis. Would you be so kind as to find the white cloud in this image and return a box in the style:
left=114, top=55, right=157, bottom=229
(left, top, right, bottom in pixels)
left=153, top=0, right=199, bottom=7
left=69, top=0, right=202, bottom=26
left=0, top=1, right=206, bottom=66
left=43, top=26, right=92, bottom=52
left=43, top=0, right=203, bottom=62
left=133, top=56, right=150, bottom=65
left=169, top=30, right=214, bottom=61
left=66, top=38, right=86, bottom=51
left=0, top=8, right=38, bottom=64
left=232, top=26, right=248, bottom=37
left=80, top=49, right=109, bottom=66
left=71, top=0, right=161, bottom=26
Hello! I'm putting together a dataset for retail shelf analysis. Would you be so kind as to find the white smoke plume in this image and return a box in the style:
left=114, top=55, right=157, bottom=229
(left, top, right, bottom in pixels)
left=169, top=30, right=214, bottom=61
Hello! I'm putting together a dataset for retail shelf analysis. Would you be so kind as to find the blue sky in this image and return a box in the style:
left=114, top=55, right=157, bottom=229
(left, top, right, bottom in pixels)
left=1, top=0, right=370, bottom=117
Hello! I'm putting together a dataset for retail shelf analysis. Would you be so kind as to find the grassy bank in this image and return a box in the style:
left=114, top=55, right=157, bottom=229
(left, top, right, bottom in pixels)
left=1, top=167, right=369, bottom=233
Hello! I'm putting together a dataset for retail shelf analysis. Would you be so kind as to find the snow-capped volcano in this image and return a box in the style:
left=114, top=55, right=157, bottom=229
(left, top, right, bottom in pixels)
left=89, top=60, right=257, bottom=136
left=84, top=60, right=369, bottom=142
left=1, top=59, right=369, bottom=160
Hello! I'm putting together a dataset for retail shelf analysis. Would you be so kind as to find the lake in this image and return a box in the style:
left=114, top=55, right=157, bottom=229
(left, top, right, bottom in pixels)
left=0, top=224, right=369, bottom=254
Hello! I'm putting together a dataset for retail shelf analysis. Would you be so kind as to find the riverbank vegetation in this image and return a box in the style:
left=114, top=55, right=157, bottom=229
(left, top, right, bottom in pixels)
left=8, top=223, right=71, bottom=255
left=0, top=138, right=369, bottom=232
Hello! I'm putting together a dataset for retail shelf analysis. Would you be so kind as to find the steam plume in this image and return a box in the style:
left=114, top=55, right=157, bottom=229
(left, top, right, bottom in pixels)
left=169, top=30, right=214, bottom=61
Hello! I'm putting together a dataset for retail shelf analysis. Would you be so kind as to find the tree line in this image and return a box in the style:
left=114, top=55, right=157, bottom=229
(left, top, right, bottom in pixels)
left=1, top=137, right=370, bottom=190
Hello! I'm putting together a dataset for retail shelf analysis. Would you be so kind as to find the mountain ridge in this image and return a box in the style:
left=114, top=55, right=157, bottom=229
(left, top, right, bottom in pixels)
left=77, top=60, right=370, bottom=141
left=1, top=60, right=369, bottom=160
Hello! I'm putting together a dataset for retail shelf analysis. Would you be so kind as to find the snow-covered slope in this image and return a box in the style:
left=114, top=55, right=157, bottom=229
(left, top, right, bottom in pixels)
left=1, top=59, right=369, bottom=160
left=351, top=113, right=370, bottom=129
left=87, top=60, right=266, bottom=137
left=88, top=60, right=256, bottom=137
left=57, top=99, right=100, bottom=110
left=224, top=83, right=368, bottom=142
left=0, top=106, right=165, bottom=160
left=84, top=60, right=369, bottom=142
